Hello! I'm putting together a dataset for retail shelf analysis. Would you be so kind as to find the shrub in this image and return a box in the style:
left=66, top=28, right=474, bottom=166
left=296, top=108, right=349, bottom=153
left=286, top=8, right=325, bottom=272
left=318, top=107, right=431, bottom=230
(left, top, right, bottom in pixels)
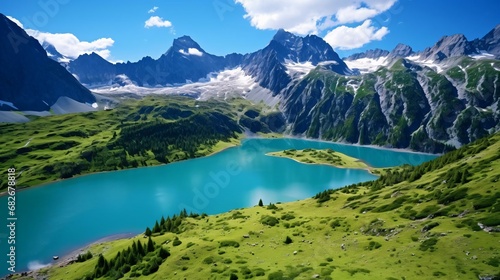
left=480, top=215, right=500, bottom=226
left=220, top=240, right=240, bottom=248
left=281, top=213, right=295, bottom=220
left=76, top=251, right=93, bottom=262
left=203, top=257, right=215, bottom=264
left=260, top=215, right=279, bottom=226
left=365, top=241, right=382, bottom=250
left=254, top=268, right=265, bottom=276
left=240, top=267, right=252, bottom=275
left=437, top=188, right=468, bottom=205
left=268, top=271, right=284, bottom=280
left=330, top=219, right=341, bottom=229
left=419, top=237, right=438, bottom=251
left=415, top=205, right=440, bottom=219
left=486, top=256, right=500, bottom=267
left=284, top=236, right=293, bottom=244
left=172, top=239, right=182, bottom=246
left=421, top=222, right=440, bottom=232
left=373, top=196, right=408, bottom=212
left=230, top=273, right=239, bottom=280
left=267, top=203, right=278, bottom=210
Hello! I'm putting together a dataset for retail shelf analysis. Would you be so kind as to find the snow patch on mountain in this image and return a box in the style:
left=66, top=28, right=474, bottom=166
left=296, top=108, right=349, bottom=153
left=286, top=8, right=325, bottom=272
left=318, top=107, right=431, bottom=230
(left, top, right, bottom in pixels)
left=50, top=97, right=98, bottom=115
left=471, top=52, right=496, bottom=60
left=179, top=48, right=203, bottom=56
left=344, top=57, right=389, bottom=74
left=346, top=80, right=360, bottom=93
left=0, top=100, right=18, bottom=110
left=284, top=60, right=315, bottom=79
left=92, top=68, right=280, bottom=106
left=407, top=55, right=445, bottom=73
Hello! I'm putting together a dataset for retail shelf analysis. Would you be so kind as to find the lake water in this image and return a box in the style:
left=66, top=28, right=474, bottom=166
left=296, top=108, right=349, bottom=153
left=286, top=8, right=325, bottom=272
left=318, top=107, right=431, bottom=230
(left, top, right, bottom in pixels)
left=0, top=138, right=437, bottom=275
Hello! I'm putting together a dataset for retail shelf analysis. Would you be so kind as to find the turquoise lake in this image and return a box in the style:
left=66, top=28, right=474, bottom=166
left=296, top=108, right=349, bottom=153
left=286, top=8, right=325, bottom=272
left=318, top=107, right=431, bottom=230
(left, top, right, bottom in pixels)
left=0, top=138, right=437, bottom=274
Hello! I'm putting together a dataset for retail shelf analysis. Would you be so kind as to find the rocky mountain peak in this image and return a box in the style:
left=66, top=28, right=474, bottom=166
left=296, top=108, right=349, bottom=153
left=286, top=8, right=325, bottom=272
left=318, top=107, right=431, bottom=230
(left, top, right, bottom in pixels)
left=388, top=43, right=414, bottom=58
left=345, top=48, right=390, bottom=60
left=420, top=33, right=474, bottom=61
left=171, top=35, right=205, bottom=53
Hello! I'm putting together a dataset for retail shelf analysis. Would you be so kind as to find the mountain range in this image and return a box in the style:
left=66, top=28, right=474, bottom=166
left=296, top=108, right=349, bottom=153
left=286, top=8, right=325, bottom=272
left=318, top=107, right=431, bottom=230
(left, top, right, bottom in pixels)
left=0, top=12, right=499, bottom=153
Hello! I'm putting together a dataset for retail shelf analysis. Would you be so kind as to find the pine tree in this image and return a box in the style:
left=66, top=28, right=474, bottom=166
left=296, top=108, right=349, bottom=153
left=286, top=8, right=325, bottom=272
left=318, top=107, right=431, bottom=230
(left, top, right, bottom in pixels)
left=145, top=227, right=152, bottom=237
left=258, top=199, right=263, bottom=207
left=132, top=240, right=138, bottom=255
left=153, top=220, right=161, bottom=233
left=97, top=254, right=105, bottom=269
left=181, top=208, right=188, bottom=218
left=147, top=236, right=155, bottom=252
left=164, top=218, right=172, bottom=232
left=137, top=241, right=145, bottom=257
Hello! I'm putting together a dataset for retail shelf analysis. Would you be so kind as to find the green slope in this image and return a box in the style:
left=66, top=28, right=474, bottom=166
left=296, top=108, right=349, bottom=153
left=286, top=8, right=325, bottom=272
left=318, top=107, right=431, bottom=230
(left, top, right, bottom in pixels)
left=0, top=96, right=280, bottom=190
left=31, top=133, right=500, bottom=280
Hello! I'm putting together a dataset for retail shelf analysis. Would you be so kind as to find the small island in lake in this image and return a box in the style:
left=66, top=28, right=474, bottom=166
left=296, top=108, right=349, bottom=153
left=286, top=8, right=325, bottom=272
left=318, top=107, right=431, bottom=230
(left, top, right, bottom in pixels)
left=266, top=148, right=371, bottom=170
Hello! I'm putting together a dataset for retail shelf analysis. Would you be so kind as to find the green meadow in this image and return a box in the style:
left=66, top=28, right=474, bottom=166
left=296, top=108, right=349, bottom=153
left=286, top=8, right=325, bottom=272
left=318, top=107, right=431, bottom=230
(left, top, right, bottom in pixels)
left=22, top=132, right=500, bottom=280
left=0, top=96, right=280, bottom=191
left=266, top=148, right=371, bottom=170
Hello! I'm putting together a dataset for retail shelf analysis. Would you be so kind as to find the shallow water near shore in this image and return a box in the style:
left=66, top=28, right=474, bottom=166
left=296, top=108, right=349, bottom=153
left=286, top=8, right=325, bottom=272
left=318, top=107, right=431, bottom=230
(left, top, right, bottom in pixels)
left=0, top=138, right=437, bottom=275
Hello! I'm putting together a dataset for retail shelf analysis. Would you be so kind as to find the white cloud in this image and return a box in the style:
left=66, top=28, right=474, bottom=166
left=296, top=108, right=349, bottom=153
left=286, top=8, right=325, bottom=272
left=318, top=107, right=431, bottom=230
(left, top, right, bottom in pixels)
left=335, top=6, right=379, bottom=24
left=235, top=0, right=396, bottom=49
left=179, top=48, right=203, bottom=56
left=26, top=29, right=114, bottom=59
left=323, top=20, right=389, bottom=50
left=148, top=6, right=159, bottom=13
left=7, top=15, right=115, bottom=60
left=144, top=16, right=172, bottom=28
left=235, top=0, right=396, bottom=35
left=6, top=16, right=23, bottom=28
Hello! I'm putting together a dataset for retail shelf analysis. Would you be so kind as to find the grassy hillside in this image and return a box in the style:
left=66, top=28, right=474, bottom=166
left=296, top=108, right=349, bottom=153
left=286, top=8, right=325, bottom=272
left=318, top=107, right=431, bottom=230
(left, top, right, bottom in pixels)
left=27, top=133, right=500, bottom=280
left=266, top=148, right=370, bottom=170
left=0, top=96, right=279, bottom=190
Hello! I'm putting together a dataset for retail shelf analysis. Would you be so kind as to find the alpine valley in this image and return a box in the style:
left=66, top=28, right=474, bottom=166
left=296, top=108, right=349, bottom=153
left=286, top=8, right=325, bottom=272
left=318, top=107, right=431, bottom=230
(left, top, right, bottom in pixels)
left=0, top=9, right=500, bottom=280
left=1, top=13, right=500, bottom=154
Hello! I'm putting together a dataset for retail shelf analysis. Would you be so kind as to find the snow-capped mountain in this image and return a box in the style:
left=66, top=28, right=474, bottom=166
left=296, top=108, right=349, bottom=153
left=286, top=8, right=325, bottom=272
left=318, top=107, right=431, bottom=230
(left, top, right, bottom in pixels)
left=4, top=12, right=499, bottom=152
left=69, top=29, right=350, bottom=93
left=344, top=44, right=414, bottom=74
left=42, top=42, right=72, bottom=64
left=0, top=14, right=95, bottom=112
left=68, top=36, right=228, bottom=87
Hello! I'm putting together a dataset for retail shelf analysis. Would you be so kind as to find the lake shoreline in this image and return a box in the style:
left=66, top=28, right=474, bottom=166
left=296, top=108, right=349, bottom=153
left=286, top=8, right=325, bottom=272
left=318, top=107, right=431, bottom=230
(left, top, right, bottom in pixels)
left=0, top=135, right=438, bottom=196
left=0, top=140, right=241, bottom=197
left=268, top=135, right=440, bottom=156
left=11, top=232, right=137, bottom=279
left=265, top=152, right=380, bottom=176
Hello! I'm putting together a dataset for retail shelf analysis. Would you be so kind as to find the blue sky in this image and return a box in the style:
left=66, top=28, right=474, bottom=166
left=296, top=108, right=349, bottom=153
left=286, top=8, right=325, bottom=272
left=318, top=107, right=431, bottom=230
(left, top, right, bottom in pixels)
left=3, top=0, right=500, bottom=62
